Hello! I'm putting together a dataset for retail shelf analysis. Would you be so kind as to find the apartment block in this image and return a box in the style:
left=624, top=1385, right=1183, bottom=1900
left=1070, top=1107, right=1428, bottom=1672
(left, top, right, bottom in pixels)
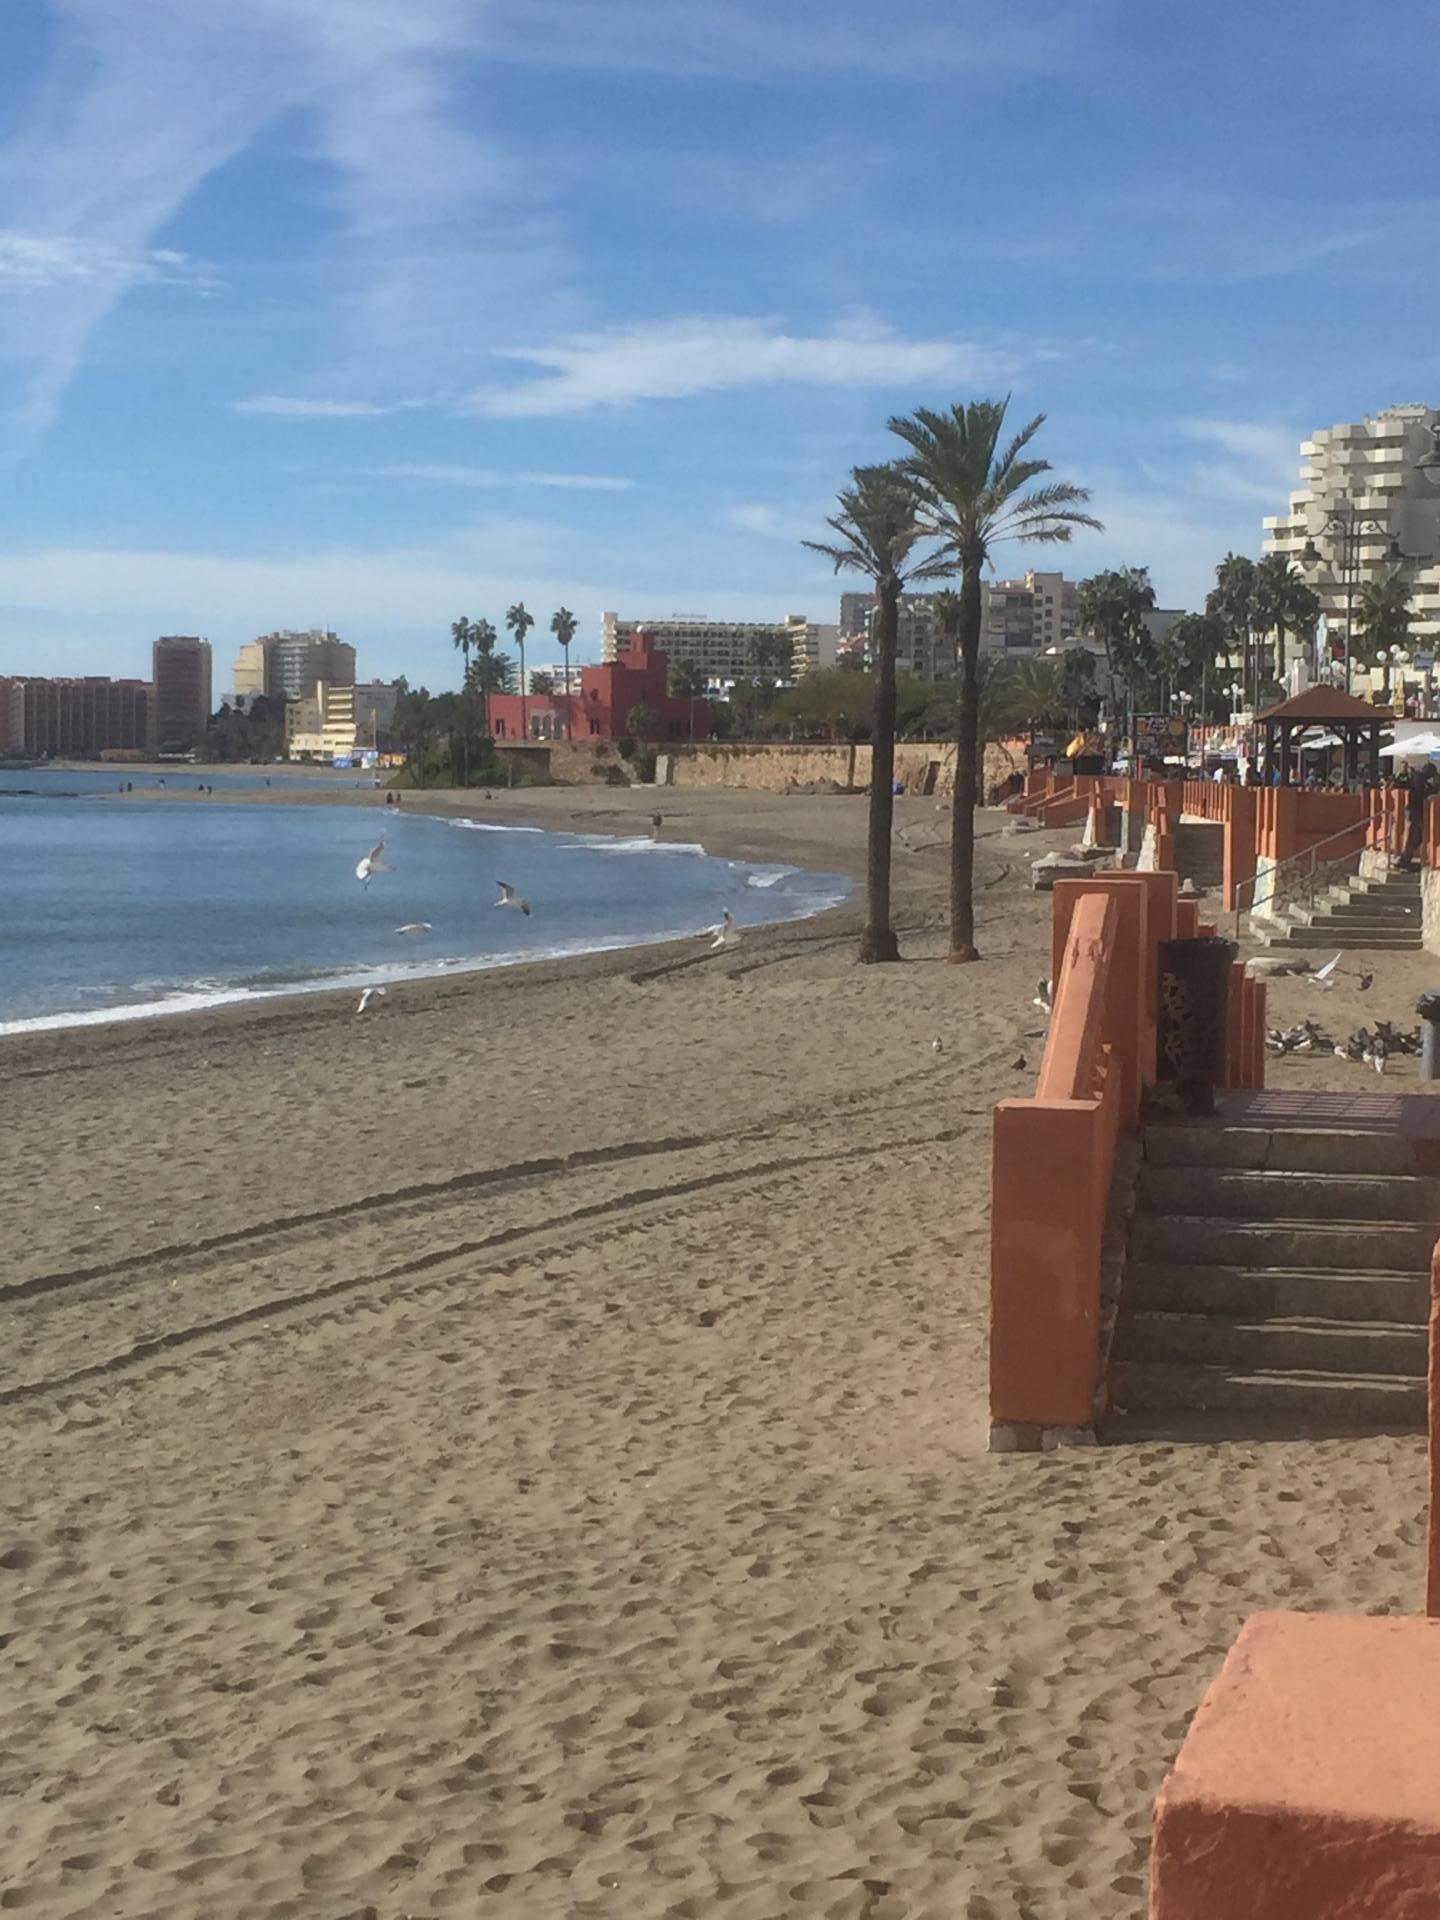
left=980, top=572, right=1081, bottom=657
left=151, top=635, right=212, bottom=753
left=601, top=612, right=792, bottom=684
left=232, top=628, right=357, bottom=702
left=0, top=675, right=152, bottom=757
left=836, top=592, right=956, bottom=679
left=285, top=680, right=359, bottom=759
left=1263, top=404, right=1440, bottom=660
left=787, top=615, right=839, bottom=679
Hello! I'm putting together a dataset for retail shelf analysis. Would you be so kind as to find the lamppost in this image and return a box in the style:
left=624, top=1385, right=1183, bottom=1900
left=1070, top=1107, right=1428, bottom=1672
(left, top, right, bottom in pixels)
left=1300, top=506, right=1400, bottom=690
left=1376, top=644, right=1413, bottom=706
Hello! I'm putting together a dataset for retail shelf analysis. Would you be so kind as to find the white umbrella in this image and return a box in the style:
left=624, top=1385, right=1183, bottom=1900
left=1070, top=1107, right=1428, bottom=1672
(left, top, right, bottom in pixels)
left=1380, top=730, right=1440, bottom=757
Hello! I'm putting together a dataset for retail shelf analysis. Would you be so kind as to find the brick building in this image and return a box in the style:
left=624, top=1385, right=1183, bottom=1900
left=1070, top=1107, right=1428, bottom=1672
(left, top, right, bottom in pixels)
left=0, top=676, right=153, bottom=756
left=151, top=636, right=212, bottom=753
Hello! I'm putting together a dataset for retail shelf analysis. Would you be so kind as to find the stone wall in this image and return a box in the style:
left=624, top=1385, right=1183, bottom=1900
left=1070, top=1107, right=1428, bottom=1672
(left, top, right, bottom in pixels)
left=653, top=740, right=1018, bottom=796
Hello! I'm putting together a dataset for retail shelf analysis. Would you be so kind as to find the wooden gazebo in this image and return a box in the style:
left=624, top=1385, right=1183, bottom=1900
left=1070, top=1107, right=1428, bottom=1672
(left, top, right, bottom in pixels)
left=1256, top=685, right=1391, bottom=787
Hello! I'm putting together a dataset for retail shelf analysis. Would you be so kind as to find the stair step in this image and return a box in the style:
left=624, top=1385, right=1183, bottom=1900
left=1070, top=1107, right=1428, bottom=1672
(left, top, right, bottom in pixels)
left=1260, top=929, right=1420, bottom=948
left=1107, top=1362, right=1426, bottom=1427
left=1131, top=1214, right=1437, bottom=1271
left=1113, top=1311, right=1426, bottom=1376
left=1124, top=1262, right=1431, bottom=1322
left=1143, top=1125, right=1426, bottom=1175
left=1138, top=1166, right=1440, bottom=1223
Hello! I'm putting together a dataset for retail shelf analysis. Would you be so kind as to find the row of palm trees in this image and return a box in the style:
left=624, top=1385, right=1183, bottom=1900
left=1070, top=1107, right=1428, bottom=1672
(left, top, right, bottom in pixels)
left=450, top=605, right=581, bottom=743
left=807, top=397, right=1099, bottom=965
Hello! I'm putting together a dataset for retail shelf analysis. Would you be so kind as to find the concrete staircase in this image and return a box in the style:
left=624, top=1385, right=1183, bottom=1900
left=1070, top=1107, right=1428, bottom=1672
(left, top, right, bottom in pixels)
left=1252, top=865, right=1422, bottom=951
left=1108, top=1123, right=1436, bottom=1433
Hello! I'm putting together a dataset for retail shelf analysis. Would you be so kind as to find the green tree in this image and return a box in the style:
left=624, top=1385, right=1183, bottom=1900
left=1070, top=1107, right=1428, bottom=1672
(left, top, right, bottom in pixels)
left=449, top=617, right=478, bottom=781
left=530, top=670, right=555, bottom=696
left=550, top=606, right=578, bottom=740
left=1252, top=552, right=1320, bottom=687
left=506, top=602, right=535, bottom=738
left=625, top=701, right=660, bottom=741
left=392, top=688, right=436, bottom=787
left=1207, top=553, right=1258, bottom=709
left=804, top=463, right=948, bottom=964
left=1355, top=568, right=1412, bottom=665
left=889, top=399, right=1100, bottom=962
left=1078, top=567, right=1157, bottom=721
left=470, top=618, right=498, bottom=734
left=668, top=660, right=708, bottom=741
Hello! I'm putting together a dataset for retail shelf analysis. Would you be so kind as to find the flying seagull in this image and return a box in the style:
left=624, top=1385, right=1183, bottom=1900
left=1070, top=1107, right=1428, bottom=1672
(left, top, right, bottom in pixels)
left=356, top=838, right=391, bottom=885
left=1306, top=953, right=1343, bottom=989
left=496, top=881, right=532, bottom=916
left=705, top=909, right=738, bottom=951
left=394, top=922, right=432, bottom=936
left=356, top=986, right=387, bottom=1014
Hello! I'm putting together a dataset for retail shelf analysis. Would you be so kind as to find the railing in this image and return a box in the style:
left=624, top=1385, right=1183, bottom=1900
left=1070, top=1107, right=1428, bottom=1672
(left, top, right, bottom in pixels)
left=1230, top=815, right=1377, bottom=937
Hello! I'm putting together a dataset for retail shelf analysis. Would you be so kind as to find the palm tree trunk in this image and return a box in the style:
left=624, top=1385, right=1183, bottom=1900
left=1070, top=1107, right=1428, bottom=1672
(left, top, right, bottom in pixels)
left=949, top=561, right=983, bottom=962
left=519, top=640, right=528, bottom=740
left=860, top=576, right=901, bottom=963
left=563, top=644, right=572, bottom=741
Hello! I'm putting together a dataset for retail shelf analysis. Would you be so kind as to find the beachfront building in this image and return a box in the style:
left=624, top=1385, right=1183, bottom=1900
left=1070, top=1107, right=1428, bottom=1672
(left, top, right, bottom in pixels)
left=980, top=571, right=1083, bottom=657
left=787, top=614, right=839, bottom=680
left=151, top=636, right=212, bottom=754
left=486, top=632, right=712, bottom=742
left=232, top=629, right=357, bottom=702
left=0, top=674, right=153, bottom=757
left=285, top=679, right=359, bottom=759
left=351, top=678, right=404, bottom=743
left=601, top=611, right=792, bottom=684
left=837, top=592, right=955, bottom=679
left=1263, top=404, right=1440, bottom=672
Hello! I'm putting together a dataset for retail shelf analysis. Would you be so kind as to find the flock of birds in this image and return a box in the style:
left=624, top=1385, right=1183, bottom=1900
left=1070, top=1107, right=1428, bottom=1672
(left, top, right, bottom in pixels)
left=350, top=834, right=738, bottom=1014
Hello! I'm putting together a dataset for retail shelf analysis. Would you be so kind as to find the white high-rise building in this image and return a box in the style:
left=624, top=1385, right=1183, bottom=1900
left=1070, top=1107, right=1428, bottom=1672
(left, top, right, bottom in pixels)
left=601, top=612, right=793, bottom=683
left=1263, top=405, right=1440, bottom=664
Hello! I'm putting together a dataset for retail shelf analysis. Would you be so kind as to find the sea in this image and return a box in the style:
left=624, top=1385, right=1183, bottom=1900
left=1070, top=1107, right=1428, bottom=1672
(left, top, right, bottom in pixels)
left=0, top=769, right=850, bottom=1034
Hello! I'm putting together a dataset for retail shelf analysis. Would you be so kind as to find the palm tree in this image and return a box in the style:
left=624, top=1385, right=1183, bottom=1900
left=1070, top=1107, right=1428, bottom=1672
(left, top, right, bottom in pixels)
left=392, top=688, right=436, bottom=787
left=1252, top=552, right=1320, bottom=687
left=1078, top=568, right=1156, bottom=724
left=1356, top=569, right=1412, bottom=675
left=449, top=618, right=474, bottom=783
left=889, top=398, right=1100, bottom=962
left=1207, top=553, right=1257, bottom=710
left=668, top=660, right=708, bottom=741
left=471, top=619, right=498, bottom=735
left=550, top=606, right=578, bottom=740
left=506, top=602, right=535, bottom=739
left=804, top=464, right=948, bottom=963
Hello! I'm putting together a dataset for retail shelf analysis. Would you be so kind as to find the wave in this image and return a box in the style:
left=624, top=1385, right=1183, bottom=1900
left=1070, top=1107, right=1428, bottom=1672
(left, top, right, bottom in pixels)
left=556, top=834, right=708, bottom=856
left=0, top=887, right=850, bottom=1038
left=449, top=819, right=544, bottom=833
left=744, top=868, right=790, bottom=889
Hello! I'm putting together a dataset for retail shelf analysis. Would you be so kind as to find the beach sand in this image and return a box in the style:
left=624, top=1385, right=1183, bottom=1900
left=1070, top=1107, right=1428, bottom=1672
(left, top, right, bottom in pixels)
left=1, top=785, right=1429, bottom=1920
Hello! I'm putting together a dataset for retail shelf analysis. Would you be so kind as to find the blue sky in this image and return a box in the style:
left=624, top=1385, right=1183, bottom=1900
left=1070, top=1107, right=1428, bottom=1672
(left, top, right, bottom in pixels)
left=2, top=0, right=1439, bottom=689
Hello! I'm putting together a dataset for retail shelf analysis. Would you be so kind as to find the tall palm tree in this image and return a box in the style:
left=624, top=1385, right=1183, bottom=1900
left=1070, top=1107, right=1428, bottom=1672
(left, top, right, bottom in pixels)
left=1078, top=568, right=1156, bottom=723
left=550, top=606, right=578, bottom=740
left=804, top=464, right=948, bottom=963
left=1356, top=568, right=1412, bottom=670
left=449, top=618, right=474, bottom=783
left=506, top=602, right=536, bottom=740
left=1252, top=552, right=1320, bottom=688
left=668, top=660, right=707, bottom=741
left=1207, top=553, right=1257, bottom=710
left=889, top=398, right=1100, bottom=962
left=471, top=618, right=498, bottom=736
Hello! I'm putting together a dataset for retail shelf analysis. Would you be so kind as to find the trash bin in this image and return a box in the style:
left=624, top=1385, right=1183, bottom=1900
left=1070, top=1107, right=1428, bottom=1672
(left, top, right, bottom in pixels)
left=1417, top=991, right=1440, bottom=1082
left=1157, top=935, right=1239, bottom=1115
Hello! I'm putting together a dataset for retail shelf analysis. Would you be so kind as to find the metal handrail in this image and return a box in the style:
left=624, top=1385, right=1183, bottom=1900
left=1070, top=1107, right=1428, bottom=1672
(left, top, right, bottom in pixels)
left=1231, top=813, right=1375, bottom=938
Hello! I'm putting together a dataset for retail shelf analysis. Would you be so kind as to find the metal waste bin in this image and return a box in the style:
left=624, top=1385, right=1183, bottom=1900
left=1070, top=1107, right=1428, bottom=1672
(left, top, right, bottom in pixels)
left=1158, top=935, right=1239, bottom=1115
left=1418, top=990, right=1440, bottom=1082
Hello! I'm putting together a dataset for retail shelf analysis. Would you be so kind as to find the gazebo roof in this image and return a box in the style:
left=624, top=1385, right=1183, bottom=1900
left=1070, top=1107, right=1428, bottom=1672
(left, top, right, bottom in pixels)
left=1256, top=685, right=1392, bottom=725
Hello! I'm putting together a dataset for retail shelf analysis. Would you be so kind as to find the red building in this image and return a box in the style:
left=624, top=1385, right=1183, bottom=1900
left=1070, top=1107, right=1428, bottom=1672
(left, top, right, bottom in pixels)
left=486, top=631, right=711, bottom=744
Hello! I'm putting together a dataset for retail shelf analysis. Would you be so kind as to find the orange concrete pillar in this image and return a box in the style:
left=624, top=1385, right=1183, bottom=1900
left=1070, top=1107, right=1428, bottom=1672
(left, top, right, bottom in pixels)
left=1429, top=1240, right=1440, bottom=1617
left=1176, top=900, right=1200, bottom=938
left=1222, top=787, right=1257, bottom=914
left=1051, top=875, right=1159, bottom=1124
left=1150, top=1611, right=1440, bottom=1919
left=1246, top=975, right=1266, bottom=1089
left=991, top=1099, right=1105, bottom=1430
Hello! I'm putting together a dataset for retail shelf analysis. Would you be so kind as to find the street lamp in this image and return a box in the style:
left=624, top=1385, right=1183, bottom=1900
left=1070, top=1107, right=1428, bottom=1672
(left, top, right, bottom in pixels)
left=1299, top=503, right=1400, bottom=687
left=1416, top=422, right=1440, bottom=488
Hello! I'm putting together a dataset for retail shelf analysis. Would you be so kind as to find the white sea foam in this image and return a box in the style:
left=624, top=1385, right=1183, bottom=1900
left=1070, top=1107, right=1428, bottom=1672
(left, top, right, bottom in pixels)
left=450, top=819, right=544, bottom=833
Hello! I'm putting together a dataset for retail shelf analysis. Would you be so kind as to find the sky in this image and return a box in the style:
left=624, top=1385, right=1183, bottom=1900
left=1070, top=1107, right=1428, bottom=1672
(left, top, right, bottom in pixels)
left=3, top=0, right=1440, bottom=689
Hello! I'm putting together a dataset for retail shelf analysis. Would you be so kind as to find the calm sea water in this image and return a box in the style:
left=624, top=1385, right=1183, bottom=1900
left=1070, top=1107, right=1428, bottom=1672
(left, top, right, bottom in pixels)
left=0, top=779, right=849, bottom=1032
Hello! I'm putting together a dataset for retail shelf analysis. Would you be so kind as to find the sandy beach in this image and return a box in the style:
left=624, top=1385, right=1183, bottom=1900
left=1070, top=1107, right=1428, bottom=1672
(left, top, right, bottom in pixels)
left=2, top=783, right=1429, bottom=1920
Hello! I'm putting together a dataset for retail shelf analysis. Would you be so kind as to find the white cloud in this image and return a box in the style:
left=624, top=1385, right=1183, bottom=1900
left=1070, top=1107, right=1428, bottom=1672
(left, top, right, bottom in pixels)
left=471, top=315, right=1023, bottom=419
left=727, top=504, right=782, bottom=535
left=235, top=395, right=394, bottom=418
left=0, top=231, right=202, bottom=290
left=370, top=464, right=634, bottom=492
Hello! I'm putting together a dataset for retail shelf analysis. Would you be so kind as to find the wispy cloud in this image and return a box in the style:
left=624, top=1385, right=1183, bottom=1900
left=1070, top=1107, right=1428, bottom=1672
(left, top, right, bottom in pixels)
left=0, top=231, right=205, bottom=290
left=470, top=314, right=1025, bottom=419
left=235, top=395, right=396, bottom=418
left=0, top=0, right=497, bottom=435
left=370, top=463, right=634, bottom=492
left=1179, top=418, right=1302, bottom=506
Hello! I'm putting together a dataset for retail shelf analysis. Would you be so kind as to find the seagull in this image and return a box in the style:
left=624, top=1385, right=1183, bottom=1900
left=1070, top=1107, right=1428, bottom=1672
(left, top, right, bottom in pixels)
left=931, top=1037, right=944, bottom=1054
left=1032, top=978, right=1053, bottom=1015
left=706, top=909, right=738, bottom=951
left=1306, top=953, right=1343, bottom=989
left=355, top=838, right=391, bottom=885
left=394, top=922, right=432, bottom=936
left=356, top=986, right=387, bottom=1014
left=1366, top=1032, right=1390, bottom=1076
left=495, top=881, right=531, bottom=916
